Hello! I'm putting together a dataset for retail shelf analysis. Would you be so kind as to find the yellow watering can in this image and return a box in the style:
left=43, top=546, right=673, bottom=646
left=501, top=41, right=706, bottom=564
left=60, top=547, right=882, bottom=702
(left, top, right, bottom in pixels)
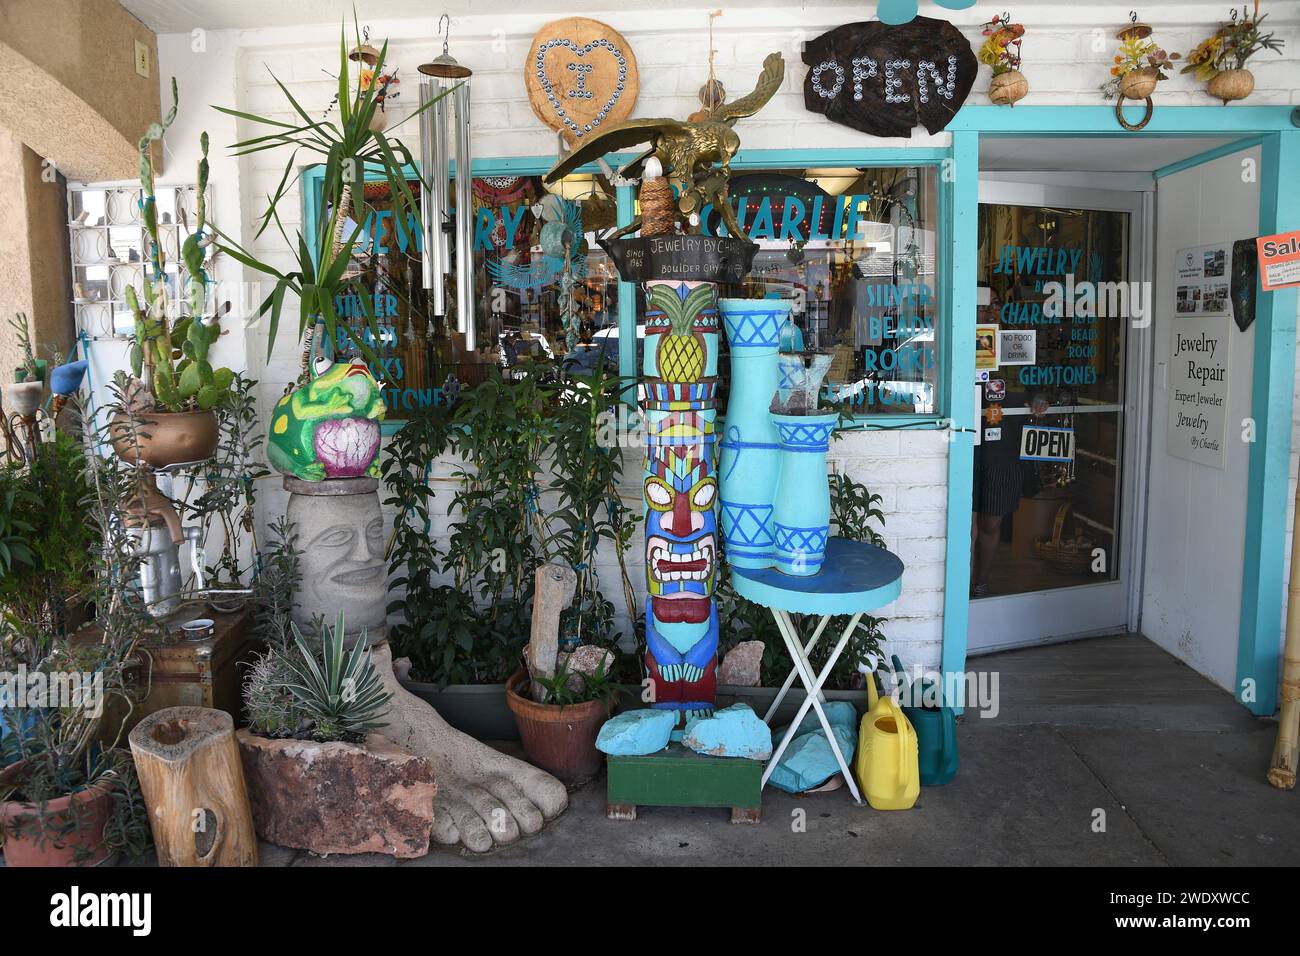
left=855, top=672, right=920, bottom=810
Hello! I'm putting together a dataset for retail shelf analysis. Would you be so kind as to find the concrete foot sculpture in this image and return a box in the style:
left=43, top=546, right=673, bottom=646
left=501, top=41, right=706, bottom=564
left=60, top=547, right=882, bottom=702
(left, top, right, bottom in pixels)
left=372, top=642, right=569, bottom=852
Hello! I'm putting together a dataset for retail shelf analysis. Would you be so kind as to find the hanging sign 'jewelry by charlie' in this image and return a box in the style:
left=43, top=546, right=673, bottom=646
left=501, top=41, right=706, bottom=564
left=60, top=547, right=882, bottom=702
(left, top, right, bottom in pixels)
left=802, top=17, right=977, bottom=138
left=526, top=18, right=639, bottom=145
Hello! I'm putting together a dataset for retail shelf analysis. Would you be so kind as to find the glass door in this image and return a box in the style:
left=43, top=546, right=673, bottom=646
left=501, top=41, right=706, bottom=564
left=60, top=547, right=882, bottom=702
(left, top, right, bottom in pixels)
left=968, top=181, right=1147, bottom=654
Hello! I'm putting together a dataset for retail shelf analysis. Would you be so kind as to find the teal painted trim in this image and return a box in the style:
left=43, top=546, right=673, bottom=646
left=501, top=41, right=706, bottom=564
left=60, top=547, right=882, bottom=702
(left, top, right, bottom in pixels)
left=1154, top=136, right=1264, bottom=179
left=949, top=105, right=1300, bottom=135
left=616, top=181, right=637, bottom=403
left=1236, top=130, right=1300, bottom=717
left=732, top=147, right=947, bottom=168
left=837, top=415, right=947, bottom=430
left=940, top=130, right=978, bottom=710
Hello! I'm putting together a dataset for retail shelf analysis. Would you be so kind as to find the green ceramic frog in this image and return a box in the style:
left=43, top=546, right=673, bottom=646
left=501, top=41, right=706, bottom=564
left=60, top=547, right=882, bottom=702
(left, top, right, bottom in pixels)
left=268, top=359, right=385, bottom=481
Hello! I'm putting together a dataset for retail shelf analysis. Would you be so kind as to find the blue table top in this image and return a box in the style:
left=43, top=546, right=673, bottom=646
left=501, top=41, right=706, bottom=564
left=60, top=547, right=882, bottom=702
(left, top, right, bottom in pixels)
left=729, top=538, right=905, bottom=615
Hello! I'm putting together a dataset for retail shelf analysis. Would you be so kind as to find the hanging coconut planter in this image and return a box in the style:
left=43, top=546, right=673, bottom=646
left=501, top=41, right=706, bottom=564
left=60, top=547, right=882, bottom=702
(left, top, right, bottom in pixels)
left=989, top=70, right=1029, bottom=105
left=1183, top=9, right=1284, bottom=105
left=1207, top=67, right=1255, bottom=103
left=979, top=14, right=1028, bottom=106
left=1104, top=16, right=1180, bottom=132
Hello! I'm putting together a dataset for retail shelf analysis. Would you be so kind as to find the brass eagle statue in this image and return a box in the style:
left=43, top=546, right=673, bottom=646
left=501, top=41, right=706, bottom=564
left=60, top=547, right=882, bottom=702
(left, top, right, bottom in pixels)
left=545, top=52, right=785, bottom=240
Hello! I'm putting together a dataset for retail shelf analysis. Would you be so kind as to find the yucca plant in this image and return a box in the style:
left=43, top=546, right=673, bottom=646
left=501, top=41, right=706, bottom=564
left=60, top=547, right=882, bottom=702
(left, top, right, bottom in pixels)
left=280, top=612, right=392, bottom=741
left=211, top=19, right=453, bottom=372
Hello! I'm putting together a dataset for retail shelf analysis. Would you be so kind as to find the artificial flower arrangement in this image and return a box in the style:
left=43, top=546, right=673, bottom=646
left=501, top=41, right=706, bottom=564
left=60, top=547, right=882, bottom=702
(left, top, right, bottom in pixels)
left=978, top=14, right=1028, bottom=105
left=1182, top=4, right=1285, bottom=103
left=1101, top=21, right=1181, bottom=102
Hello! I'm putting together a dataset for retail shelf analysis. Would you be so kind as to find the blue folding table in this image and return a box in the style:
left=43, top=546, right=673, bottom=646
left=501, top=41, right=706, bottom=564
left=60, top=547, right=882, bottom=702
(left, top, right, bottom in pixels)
left=730, top=537, right=905, bottom=803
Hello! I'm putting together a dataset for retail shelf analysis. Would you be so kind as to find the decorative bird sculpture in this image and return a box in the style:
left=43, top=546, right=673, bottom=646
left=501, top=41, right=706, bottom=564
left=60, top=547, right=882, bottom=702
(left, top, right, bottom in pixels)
left=545, top=52, right=785, bottom=240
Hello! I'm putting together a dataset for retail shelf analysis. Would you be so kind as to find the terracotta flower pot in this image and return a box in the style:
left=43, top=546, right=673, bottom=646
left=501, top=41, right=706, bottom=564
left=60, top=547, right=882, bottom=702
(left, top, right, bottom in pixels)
left=0, top=780, right=116, bottom=867
left=1120, top=67, right=1159, bottom=100
left=1207, top=68, right=1254, bottom=104
left=505, top=669, right=611, bottom=783
left=989, top=70, right=1029, bottom=106
left=111, top=407, right=219, bottom=467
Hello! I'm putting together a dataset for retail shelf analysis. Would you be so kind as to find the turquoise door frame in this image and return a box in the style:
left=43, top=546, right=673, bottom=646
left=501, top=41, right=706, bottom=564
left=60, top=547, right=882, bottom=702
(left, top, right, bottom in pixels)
left=302, top=105, right=1299, bottom=714
left=943, top=105, right=1299, bottom=715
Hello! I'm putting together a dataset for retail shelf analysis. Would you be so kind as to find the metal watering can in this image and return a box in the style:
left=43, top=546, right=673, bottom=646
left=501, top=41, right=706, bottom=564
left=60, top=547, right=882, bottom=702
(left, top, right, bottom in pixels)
left=892, top=654, right=958, bottom=786
left=854, top=671, right=919, bottom=810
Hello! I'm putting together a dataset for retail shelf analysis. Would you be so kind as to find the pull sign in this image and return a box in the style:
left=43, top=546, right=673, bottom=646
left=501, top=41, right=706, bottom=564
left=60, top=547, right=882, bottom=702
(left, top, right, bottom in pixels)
left=1020, top=425, right=1074, bottom=462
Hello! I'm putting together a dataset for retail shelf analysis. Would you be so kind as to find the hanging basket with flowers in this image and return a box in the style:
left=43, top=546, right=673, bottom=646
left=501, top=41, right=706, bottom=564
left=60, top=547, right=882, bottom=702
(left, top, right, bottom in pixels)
left=1101, top=17, right=1180, bottom=131
left=979, top=13, right=1028, bottom=106
left=1182, top=4, right=1285, bottom=104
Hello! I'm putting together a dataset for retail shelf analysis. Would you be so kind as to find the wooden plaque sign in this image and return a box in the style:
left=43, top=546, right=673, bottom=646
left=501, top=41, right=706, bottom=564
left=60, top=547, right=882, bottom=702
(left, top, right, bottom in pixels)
left=802, top=17, right=977, bottom=137
left=526, top=18, right=639, bottom=145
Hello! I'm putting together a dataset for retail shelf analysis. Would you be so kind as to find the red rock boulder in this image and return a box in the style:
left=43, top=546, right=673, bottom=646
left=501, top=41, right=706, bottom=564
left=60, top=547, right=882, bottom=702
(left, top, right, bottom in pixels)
left=237, top=731, right=436, bottom=859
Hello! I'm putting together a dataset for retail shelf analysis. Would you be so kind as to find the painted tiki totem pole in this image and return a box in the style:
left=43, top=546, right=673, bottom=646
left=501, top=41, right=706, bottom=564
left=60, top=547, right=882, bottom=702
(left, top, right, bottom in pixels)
left=640, top=275, right=721, bottom=719
left=545, top=52, right=784, bottom=721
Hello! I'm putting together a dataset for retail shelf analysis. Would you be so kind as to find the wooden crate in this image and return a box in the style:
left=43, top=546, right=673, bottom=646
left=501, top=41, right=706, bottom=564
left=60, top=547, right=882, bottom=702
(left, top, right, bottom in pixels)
left=76, top=608, right=259, bottom=737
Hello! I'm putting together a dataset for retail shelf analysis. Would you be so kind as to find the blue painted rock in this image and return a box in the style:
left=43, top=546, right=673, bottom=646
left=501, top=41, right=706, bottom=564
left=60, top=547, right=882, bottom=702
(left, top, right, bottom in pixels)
left=595, top=708, right=677, bottom=756
left=682, top=702, right=772, bottom=760
left=767, top=701, right=859, bottom=793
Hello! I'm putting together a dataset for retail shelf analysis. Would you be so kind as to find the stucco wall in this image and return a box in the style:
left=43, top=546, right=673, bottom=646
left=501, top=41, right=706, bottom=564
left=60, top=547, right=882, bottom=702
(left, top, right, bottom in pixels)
left=0, top=0, right=162, bottom=181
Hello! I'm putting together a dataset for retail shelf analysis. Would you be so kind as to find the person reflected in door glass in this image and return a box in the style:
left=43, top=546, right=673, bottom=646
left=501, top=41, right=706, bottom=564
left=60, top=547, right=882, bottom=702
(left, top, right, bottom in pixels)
left=971, top=286, right=1049, bottom=598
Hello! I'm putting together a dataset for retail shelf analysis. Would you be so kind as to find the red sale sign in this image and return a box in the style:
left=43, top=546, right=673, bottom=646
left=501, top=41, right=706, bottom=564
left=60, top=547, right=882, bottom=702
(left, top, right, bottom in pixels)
left=1257, top=229, right=1300, bottom=291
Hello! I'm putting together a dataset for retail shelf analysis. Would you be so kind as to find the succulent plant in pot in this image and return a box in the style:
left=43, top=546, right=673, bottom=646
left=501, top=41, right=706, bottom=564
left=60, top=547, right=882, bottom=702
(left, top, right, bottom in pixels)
left=1182, top=5, right=1285, bottom=104
left=114, top=81, right=238, bottom=469
left=237, top=612, right=439, bottom=859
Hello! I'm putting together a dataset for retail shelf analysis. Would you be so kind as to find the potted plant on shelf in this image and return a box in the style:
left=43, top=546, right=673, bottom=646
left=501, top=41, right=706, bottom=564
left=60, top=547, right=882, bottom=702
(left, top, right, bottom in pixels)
left=505, top=655, right=620, bottom=783
left=1182, top=5, right=1285, bottom=104
left=113, top=82, right=237, bottom=469
left=236, top=611, right=438, bottom=859
left=979, top=14, right=1028, bottom=106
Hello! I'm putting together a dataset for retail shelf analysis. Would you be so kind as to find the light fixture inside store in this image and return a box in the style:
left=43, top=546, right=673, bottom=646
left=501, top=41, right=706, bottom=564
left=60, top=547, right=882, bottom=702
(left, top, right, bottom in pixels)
left=544, top=174, right=595, bottom=202
left=805, top=169, right=859, bottom=196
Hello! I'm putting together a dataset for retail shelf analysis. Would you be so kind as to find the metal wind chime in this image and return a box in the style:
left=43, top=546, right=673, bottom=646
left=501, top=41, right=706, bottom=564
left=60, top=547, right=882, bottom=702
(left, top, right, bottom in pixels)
left=418, top=14, right=476, bottom=351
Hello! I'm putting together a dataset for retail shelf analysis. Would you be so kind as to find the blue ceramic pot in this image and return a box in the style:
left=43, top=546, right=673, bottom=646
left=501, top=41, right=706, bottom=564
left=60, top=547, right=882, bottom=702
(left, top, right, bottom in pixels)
left=770, top=411, right=838, bottom=576
left=719, top=299, right=791, bottom=570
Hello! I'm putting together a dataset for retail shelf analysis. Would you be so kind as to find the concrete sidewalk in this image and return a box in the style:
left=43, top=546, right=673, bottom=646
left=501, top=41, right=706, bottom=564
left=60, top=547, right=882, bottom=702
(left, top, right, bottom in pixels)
left=71, top=633, right=1297, bottom=868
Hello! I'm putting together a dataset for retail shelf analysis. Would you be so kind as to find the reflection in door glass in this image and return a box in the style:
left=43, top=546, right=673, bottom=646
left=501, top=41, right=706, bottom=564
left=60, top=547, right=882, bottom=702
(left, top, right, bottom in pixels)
left=971, top=202, right=1129, bottom=599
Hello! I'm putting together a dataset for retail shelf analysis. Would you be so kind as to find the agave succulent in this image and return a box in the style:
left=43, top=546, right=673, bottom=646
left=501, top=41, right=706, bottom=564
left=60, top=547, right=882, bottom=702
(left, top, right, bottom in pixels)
left=280, top=612, right=392, bottom=741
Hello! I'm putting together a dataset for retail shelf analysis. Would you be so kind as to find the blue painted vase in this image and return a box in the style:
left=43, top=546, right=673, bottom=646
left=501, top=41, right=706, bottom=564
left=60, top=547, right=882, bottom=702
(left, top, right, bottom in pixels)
left=770, top=411, right=838, bottom=576
left=719, top=298, right=792, bottom=570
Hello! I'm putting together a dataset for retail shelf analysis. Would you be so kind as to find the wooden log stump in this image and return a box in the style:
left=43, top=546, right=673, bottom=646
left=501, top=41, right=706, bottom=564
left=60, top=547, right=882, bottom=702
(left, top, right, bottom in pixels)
left=129, top=706, right=259, bottom=867
left=527, top=561, right=577, bottom=702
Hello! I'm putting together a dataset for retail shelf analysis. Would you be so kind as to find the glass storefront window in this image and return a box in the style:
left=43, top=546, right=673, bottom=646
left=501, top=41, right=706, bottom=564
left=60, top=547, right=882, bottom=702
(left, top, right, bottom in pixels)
left=451, top=173, right=621, bottom=383
left=324, top=163, right=942, bottom=419
left=704, top=165, right=941, bottom=416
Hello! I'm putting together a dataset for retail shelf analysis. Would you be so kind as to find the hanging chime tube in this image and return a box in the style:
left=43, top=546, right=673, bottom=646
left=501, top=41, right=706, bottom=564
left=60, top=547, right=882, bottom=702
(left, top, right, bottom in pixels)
left=431, top=81, right=451, bottom=317
left=453, top=81, right=474, bottom=351
left=418, top=79, right=436, bottom=294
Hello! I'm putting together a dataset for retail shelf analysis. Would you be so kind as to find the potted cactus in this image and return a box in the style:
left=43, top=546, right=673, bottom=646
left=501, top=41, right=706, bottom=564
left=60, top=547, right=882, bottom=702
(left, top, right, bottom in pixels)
left=112, top=81, right=237, bottom=469
left=1182, top=5, right=1285, bottom=104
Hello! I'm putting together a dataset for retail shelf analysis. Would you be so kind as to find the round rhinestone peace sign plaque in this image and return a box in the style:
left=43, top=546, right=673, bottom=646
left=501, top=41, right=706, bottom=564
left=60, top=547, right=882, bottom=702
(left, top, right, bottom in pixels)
left=525, top=18, right=639, bottom=145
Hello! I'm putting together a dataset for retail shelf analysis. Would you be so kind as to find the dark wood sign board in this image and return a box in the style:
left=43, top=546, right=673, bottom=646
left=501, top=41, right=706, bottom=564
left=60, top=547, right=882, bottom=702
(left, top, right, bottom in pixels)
left=803, top=17, right=978, bottom=137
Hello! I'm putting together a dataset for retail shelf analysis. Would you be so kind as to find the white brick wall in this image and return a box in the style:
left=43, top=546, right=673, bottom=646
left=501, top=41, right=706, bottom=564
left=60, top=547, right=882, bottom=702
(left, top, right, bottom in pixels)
left=148, top=1, right=1300, bottom=675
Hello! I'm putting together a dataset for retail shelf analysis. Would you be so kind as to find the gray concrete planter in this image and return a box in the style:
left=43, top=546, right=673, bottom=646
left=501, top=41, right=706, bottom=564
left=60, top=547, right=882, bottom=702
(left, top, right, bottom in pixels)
left=398, top=679, right=518, bottom=741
